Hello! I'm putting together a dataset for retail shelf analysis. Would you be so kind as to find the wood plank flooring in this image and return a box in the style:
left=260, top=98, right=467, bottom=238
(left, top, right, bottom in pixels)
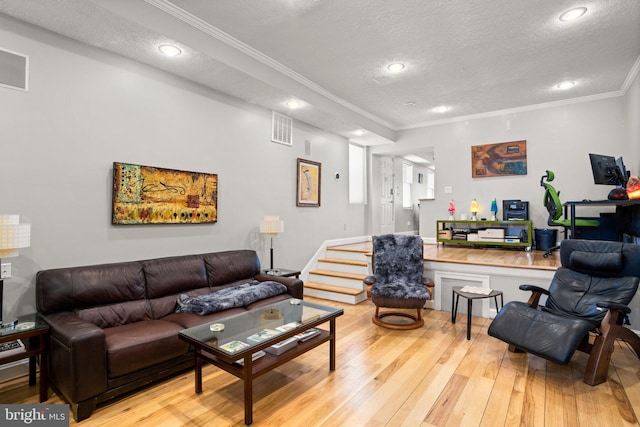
left=1, top=297, right=638, bottom=426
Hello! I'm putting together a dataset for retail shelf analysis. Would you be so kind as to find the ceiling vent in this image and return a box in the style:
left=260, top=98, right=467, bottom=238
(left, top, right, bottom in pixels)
left=271, top=111, right=293, bottom=146
left=0, top=47, right=29, bottom=92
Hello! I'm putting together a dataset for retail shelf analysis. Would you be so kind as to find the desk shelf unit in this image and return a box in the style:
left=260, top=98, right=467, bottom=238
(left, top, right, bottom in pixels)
left=437, top=220, right=533, bottom=249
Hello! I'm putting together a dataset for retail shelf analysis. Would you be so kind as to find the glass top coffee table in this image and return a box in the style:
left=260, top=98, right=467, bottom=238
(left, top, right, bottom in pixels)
left=178, top=298, right=343, bottom=425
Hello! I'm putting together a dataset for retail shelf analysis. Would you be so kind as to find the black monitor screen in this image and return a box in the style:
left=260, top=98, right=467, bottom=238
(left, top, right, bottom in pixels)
left=589, top=153, right=623, bottom=186
left=616, top=157, right=628, bottom=187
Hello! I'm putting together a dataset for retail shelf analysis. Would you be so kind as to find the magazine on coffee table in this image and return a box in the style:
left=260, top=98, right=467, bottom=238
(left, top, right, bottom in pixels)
left=247, top=329, right=280, bottom=345
left=294, top=328, right=321, bottom=342
left=220, top=340, right=250, bottom=354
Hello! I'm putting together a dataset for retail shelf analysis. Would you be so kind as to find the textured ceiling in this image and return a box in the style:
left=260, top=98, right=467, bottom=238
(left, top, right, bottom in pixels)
left=0, top=0, right=639, bottom=147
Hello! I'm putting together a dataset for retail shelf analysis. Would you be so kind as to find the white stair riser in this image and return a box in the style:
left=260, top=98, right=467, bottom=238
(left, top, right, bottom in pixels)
left=308, top=274, right=365, bottom=289
left=304, top=287, right=367, bottom=304
left=317, top=261, right=368, bottom=275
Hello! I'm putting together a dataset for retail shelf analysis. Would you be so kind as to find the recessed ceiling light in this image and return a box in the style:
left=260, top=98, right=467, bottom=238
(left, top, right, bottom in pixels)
left=404, top=101, right=416, bottom=107
left=387, top=63, right=406, bottom=73
left=432, top=105, right=451, bottom=113
left=286, top=99, right=301, bottom=109
left=158, top=44, right=182, bottom=57
left=559, top=7, right=587, bottom=22
left=556, top=81, right=576, bottom=90
left=353, top=129, right=366, bottom=136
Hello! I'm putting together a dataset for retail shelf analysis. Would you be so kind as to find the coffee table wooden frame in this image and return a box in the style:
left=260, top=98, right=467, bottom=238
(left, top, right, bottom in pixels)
left=179, top=301, right=343, bottom=425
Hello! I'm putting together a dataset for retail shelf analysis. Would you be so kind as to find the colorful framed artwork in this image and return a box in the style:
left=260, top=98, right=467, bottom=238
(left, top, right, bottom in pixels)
left=112, top=162, right=218, bottom=224
left=471, top=140, right=527, bottom=178
left=296, top=158, right=321, bottom=207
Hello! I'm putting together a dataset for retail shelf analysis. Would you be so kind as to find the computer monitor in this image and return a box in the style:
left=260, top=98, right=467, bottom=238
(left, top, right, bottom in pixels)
left=589, top=153, right=624, bottom=187
left=616, top=156, right=628, bottom=187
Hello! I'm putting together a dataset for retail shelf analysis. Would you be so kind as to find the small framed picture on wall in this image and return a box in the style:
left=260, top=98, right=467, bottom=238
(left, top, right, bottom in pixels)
left=296, top=158, right=321, bottom=207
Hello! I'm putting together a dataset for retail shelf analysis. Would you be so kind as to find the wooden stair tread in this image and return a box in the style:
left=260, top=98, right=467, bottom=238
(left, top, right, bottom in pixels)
left=305, top=282, right=365, bottom=296
left=318, top=258, right=368, bottom=267
left=309, top=269, right=367, bottom=280
left=326, top=243, right=371, bottom=253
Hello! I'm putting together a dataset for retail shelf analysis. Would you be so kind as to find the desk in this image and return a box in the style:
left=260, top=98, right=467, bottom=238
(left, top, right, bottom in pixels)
left=564, top=199, right=640, bottom=240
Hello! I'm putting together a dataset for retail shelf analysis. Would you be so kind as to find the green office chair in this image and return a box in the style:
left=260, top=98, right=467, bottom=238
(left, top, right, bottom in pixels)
left=540, top=170, right=599, bottom=256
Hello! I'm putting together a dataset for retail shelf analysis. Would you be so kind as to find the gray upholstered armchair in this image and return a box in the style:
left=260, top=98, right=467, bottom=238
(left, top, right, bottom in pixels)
left=488, top=239, right=640, bottom=385
left=364, top=234, right=431, bottom=330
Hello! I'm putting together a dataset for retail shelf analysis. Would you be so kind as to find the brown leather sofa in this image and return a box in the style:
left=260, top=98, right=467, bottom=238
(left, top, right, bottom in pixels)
left=36, top=250, right=303, bottom=421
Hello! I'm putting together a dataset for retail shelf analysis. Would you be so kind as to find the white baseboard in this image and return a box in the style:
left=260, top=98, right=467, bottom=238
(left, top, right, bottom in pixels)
left=0, top=359, right=29, bottom=383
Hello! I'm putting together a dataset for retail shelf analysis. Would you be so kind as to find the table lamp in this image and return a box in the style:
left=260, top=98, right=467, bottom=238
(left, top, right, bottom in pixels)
left=470, top=199, right=479, bottom=221
left=259, top=215, right=284, bottom=274
left=0, top=215, right=31, bottom=328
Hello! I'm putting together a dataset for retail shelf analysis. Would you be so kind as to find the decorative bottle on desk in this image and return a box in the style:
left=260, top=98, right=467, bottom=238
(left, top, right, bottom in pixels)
left=470, top=198, right=479, bottom=221
left=490, top=198, right=498, bottom=221
left=448, top=200, right=456, bottom=220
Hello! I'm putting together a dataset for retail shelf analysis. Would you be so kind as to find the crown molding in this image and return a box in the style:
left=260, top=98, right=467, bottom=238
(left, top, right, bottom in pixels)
left=145, top=0, right=395, bottom=129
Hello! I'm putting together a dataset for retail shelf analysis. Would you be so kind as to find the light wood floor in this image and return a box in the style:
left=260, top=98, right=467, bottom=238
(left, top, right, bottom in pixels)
left=1, top=297, right=639, bottom=426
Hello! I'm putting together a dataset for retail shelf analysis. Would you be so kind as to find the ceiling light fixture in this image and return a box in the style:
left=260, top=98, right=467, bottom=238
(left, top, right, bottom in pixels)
left=353, top=129, right=366, bottom=136
left=158, top=44, right=182, bottom=57
left=432, top=105, right=451, bottom=113
left=559, top=7, right=587, bottom=22
left=556, top=81, right=576, bottom=90
left=286, top=99, right=301, bottom=109
left=387, top=63, right=406, bottom=73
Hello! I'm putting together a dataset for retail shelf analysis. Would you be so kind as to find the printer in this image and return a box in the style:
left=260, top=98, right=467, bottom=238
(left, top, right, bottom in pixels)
left=502, top=199, right=529, bottom=221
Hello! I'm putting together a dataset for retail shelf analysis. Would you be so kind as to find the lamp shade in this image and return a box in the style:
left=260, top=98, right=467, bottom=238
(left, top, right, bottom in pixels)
left=259, top=216, right=284, bottom=237
left=0, top=215, right=31, bottom=258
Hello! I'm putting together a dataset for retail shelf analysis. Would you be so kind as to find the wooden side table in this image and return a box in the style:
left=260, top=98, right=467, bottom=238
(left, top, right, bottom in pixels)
left=451, top=287, right=503, bottom=340
left=0, top=313, right=49, bottom=401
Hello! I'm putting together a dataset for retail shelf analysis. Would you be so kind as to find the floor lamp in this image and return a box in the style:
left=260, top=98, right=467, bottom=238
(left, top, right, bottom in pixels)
left=259, top=216, right=284, bottom=274
left=0, top=215, right=31, bottom=329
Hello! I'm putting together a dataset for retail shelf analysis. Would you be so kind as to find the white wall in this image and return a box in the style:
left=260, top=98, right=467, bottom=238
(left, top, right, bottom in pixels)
left=376, top=96, right=631, bottom=239
left=0, top=17, right=365, bottom=320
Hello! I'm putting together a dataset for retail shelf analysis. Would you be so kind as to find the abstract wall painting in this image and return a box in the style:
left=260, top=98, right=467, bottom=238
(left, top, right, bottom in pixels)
left=296, top=158, right=321, bottom=207
left=112, top=162, right=218, bottom=224
left=471, top=140, right=527, bottom=178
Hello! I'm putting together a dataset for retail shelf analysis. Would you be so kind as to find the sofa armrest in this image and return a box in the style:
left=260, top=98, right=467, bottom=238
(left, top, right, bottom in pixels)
left=41, top=311, right=108, bottom=403
left=255, top=273, right=303, bottom=299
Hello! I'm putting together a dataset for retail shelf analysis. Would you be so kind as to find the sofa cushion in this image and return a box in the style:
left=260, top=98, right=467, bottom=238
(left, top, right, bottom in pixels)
left=104, top=320, right=188, bottom=378
left=144, top=255, right=208, bottom=298
left=148, top=287, right=213, bottom=320
left=176, top=280, right=287, bottom=315
left=75, top=300, right=153, bottom=329
left=36, top=261, right=146, bottom=314
left=204, top=250, right=261, bottom=287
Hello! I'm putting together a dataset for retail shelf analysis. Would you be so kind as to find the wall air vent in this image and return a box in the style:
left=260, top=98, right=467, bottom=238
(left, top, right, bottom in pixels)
left=271, top=111, right=293, bottom=146
left=0, top=47, right=29, bottom=92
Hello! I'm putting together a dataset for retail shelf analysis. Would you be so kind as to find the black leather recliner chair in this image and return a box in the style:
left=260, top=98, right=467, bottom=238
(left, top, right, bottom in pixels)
left=488, top=239, right=640, bottom=385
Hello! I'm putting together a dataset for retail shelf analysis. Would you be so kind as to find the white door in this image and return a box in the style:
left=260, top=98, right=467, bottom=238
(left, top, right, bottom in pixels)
left=380, top=156, right=394, bottom=234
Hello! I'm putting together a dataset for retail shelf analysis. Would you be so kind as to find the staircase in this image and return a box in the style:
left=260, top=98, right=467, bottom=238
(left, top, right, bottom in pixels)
left=303, top=242, right=371, bottom=304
